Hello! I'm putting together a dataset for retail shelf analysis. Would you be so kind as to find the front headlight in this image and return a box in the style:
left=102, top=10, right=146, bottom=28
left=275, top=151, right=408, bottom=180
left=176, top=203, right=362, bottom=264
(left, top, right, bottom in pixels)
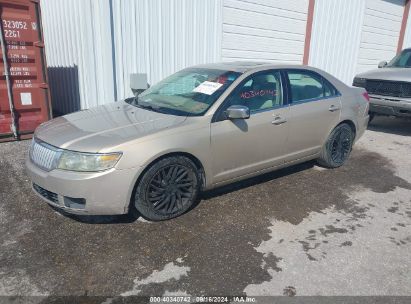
left=57, top=151, right=122, bottom=172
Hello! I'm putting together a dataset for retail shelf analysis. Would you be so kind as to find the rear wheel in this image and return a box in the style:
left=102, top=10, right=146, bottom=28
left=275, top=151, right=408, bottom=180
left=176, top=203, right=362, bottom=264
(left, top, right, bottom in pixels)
left=317, top=123, right=354, bottom=168
left=133, top=156, right=200, bottom=221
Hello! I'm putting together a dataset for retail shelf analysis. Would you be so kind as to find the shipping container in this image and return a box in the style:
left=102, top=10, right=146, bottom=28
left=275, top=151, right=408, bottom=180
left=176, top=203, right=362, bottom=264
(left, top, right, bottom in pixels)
left=0, top=0, right=51, bottom=142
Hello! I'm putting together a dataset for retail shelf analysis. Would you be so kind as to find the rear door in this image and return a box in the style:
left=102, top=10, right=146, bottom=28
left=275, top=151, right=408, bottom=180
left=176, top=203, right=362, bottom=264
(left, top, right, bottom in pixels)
left=210, top=70, right=290, bottom=184
left=284, top=70, right=342, bottom=161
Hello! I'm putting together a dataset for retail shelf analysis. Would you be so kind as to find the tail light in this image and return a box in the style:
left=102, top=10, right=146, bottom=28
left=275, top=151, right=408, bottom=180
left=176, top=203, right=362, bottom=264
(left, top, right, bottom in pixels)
left=362, top=92, right=370, bottom=102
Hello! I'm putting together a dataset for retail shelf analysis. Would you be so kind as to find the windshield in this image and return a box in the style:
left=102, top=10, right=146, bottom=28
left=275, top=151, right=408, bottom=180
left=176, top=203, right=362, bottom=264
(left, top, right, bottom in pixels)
left=388, top=50, right=411, bottom=68
left=127, top=68, right=241, bottom=116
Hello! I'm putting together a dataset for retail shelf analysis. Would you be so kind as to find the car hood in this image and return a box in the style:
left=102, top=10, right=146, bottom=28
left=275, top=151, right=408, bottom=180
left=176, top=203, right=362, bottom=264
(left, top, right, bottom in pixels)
left=356, top=67, right=411, bottom=82
left=35, top=101, right=187, bottom=152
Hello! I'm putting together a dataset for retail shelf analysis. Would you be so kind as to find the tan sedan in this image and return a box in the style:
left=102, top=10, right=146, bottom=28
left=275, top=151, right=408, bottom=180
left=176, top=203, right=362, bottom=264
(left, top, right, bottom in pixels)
left=26, top=62, right=370, bottom=220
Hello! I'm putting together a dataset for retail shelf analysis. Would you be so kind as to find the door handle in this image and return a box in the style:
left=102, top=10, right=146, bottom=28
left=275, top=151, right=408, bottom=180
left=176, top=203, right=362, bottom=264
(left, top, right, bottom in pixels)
left=329, top=105, right=341, bottom=112
left=272, top=115, right=287, bottom=125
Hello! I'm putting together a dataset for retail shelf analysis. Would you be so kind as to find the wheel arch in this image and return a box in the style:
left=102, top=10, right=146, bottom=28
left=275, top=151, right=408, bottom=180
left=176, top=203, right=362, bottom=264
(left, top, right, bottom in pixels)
left=321, top=119, right=357, bottom=153
left=149, top=152, right=206, bottom=187
left=126, top=151, right=207, bottom=213
left=338, top=119, right=357, bottom=138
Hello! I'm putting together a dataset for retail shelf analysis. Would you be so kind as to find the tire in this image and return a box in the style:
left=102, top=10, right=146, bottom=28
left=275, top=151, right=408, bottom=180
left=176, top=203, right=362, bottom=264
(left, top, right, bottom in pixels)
left=133, top=156, right=200, bottom=221
left=317, top=123, right=354, bottom=169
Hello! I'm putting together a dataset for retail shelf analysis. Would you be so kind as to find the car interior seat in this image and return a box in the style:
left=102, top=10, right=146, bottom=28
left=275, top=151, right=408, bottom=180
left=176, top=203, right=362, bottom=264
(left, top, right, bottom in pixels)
left=304, top=85, right=323, bottom=100
left=247, top=75, right=280, bottom=112
left=291, top=84, right=323, bottom=101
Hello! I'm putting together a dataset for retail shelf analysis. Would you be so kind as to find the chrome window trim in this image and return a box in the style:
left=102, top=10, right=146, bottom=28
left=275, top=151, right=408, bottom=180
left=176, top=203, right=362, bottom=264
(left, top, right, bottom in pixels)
left=249, top=103, right=290, bottom=115
left=289, top=94, right=342, bottom=106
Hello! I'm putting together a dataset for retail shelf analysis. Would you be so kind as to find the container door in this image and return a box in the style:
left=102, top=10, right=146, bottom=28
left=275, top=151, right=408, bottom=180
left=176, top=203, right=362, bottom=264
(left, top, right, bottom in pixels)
left=0, top=0, right=51, bottom=141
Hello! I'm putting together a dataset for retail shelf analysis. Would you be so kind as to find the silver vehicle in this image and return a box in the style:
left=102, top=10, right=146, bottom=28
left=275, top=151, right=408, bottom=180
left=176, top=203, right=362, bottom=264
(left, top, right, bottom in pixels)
left=353, top=48, right=411, bottom=120
left=26, top=63, right=369, bottom=221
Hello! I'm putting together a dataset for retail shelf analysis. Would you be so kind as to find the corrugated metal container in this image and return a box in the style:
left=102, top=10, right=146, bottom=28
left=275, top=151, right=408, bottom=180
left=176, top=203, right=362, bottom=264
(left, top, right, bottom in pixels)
left=309, top=0, right=366, bottom=85
left=0, top=0, right=51, bottom=142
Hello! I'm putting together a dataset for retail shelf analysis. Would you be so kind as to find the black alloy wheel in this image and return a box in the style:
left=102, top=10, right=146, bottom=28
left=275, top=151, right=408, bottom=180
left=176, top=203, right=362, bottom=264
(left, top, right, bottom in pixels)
left=147, top=164, right=195, bottom=215
left=330, top=127, right=352, bottom=165
left=317, top=123, right=354, bottom=168
left=134, top=156, right=200, bottom=221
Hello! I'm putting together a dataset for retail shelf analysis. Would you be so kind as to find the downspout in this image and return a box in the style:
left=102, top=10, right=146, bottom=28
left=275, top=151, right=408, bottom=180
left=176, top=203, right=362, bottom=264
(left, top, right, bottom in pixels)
left=303, top=0, right=316, bottom=65
left=398, top=0, right=410, bottom=54
left=0, top=14, right=18, bottom=139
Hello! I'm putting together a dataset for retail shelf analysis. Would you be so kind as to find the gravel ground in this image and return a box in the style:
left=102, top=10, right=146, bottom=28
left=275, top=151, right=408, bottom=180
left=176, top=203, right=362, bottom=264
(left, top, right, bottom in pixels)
left=0, top=116, right=410, bottom=301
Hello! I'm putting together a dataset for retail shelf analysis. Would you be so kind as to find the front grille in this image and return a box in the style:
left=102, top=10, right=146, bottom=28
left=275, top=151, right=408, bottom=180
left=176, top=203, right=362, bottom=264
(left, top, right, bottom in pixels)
left=33, top=183, right=59, bottom=204
left=30, top=139, right=59, bottom=171
left=366, top=80, right=411, bottom=98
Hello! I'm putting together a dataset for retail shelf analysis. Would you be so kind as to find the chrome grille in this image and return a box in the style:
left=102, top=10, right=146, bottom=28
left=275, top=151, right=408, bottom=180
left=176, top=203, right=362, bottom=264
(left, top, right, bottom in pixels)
left=30, top=139, right=59, bottom=171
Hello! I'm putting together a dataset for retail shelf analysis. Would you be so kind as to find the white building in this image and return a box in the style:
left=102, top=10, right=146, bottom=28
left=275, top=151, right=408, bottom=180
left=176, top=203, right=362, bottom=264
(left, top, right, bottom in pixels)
left=40, top=0, right=411, bottom=114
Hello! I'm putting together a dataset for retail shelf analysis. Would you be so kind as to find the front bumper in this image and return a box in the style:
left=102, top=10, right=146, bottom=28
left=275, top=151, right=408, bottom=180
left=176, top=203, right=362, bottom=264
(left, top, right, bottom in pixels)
left=369, top=95, right=411, bottom=117
left=26, top=157, right=142, bottom=215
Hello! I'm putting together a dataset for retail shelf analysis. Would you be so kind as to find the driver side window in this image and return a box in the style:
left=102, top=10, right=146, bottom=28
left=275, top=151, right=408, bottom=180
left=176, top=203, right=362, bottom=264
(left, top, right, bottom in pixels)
left=224, top=71, right=283, bottom=114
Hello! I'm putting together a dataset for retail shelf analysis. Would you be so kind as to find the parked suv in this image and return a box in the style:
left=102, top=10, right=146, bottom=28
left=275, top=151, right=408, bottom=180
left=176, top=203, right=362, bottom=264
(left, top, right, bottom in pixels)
left=353, top=48, right=411, bottom=120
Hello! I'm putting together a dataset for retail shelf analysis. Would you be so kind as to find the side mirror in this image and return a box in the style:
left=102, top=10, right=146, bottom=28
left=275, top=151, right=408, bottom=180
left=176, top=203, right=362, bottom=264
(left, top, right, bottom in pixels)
left=378, top=61, right=388, bottom=68
left=130, top=73, right=150, bottom=96
left=225, top=105, right=250, bottom=120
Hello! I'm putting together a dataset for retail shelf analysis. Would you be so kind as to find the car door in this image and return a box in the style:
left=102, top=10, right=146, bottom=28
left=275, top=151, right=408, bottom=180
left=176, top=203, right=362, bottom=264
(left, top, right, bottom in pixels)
left=210, top=70, right=290, bottom=184
left=284, top=70, right=342, bottom=161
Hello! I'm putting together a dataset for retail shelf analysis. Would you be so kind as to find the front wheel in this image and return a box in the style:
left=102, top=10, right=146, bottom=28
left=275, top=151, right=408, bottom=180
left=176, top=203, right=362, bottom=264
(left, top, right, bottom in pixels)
left=133, top=156, right=200, bottom=221
left=317, top=123, right=354, bottom=168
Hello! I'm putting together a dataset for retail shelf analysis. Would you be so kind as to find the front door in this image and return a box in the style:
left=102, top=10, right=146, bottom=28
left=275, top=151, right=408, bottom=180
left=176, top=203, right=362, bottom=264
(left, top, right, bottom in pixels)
left=210, top=70, right=290, bottom=184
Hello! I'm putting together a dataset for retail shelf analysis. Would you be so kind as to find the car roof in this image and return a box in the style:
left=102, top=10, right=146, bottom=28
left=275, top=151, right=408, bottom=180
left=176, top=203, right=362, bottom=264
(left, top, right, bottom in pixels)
left=190, top=61, right=315, bottom=73
left=190, top=61, right=351, bottom=95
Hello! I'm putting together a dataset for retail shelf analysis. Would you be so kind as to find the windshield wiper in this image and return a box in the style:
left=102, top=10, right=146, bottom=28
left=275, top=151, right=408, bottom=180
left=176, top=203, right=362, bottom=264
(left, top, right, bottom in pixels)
left=139, top=103, right=160, bottom=111
left=135, top=99, right=165, bottom=113
left=127, top=96, right=191, bottom=116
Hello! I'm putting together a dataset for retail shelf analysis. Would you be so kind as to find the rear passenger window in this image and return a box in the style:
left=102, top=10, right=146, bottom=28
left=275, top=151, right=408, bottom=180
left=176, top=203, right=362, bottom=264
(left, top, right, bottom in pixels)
left=287, top=71, right=338, bottom=103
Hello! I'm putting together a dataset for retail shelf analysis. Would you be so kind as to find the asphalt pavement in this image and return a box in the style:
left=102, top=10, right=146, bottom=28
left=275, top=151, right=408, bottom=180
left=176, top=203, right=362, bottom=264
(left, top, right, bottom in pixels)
left=0, top=116, right=410, bottom=302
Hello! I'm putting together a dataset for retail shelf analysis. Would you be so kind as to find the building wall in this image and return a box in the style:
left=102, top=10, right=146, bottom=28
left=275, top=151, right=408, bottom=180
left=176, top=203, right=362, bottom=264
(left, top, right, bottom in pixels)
left=111, top=0, right=223, bottom=101
left=41, top=0, right=115, bottom=114
left=41, top=0, right=222, bottom=113
left=356, top=0, right=405, bottom=74
left=40, top=0, right=411, bottom=114
left=221, top=0, right=308, bottom=63
left=309, top=0, right=366, bottom=85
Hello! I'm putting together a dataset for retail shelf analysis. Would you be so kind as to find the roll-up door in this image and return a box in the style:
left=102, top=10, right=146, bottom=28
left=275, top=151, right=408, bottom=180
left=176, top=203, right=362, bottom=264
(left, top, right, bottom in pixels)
left=222, top=0, right=309, bottom=64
